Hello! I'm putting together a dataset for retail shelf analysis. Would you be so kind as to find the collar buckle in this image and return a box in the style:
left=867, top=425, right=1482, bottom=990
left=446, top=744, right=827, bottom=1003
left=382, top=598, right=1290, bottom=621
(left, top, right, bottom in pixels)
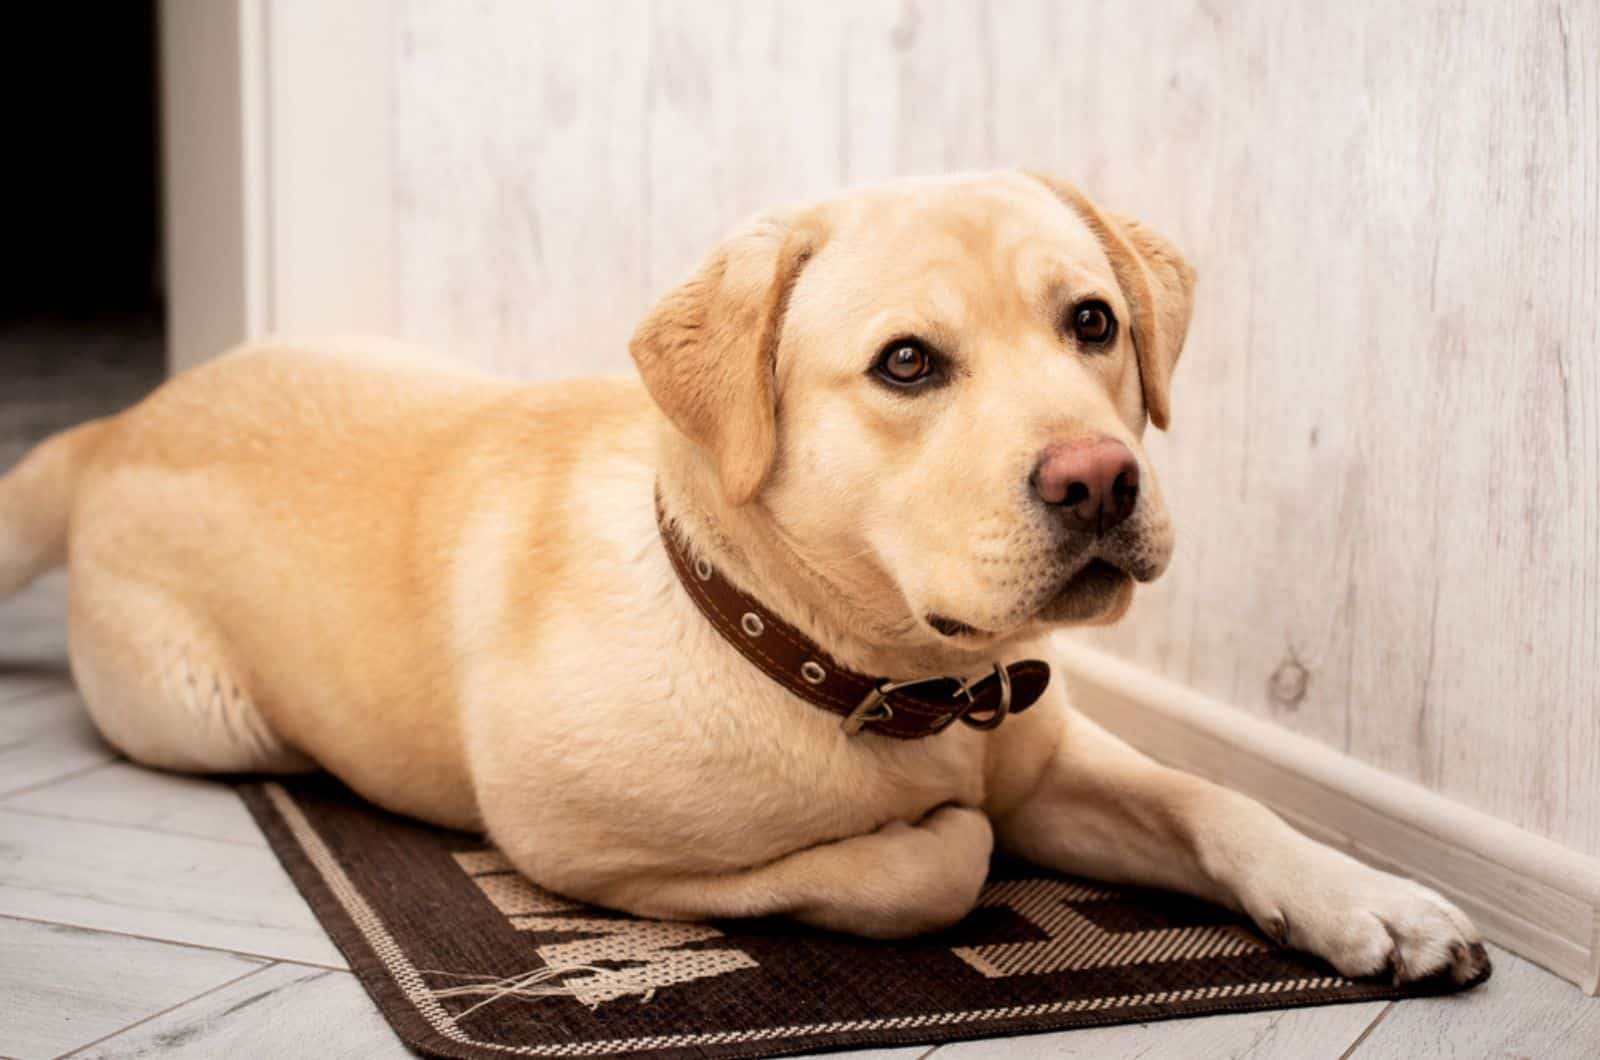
left=840, top=674, right=951, bottom=736
left=840, top=666, right=1012, bottom=736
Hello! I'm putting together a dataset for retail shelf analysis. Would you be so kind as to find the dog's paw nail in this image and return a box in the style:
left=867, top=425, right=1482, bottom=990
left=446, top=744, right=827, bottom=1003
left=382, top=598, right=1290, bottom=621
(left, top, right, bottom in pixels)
left=1455, top=942, right=1491, bottom=983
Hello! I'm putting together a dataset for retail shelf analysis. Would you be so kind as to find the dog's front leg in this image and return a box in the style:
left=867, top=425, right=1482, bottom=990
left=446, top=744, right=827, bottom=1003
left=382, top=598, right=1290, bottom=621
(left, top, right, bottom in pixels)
left=992, top=709, right=1488, bottom=983
left=593, top=804, right=994, bottom=939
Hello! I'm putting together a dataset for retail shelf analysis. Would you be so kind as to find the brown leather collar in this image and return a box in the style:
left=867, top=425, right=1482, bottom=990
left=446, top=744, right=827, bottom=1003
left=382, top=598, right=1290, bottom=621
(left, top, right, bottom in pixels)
left=656, top=493, right=1051, bottom=739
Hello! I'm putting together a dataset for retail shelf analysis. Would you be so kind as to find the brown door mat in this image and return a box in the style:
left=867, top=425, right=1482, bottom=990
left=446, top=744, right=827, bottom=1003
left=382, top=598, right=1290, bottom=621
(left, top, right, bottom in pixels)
left=239, top=776, right=1487, bottom=1060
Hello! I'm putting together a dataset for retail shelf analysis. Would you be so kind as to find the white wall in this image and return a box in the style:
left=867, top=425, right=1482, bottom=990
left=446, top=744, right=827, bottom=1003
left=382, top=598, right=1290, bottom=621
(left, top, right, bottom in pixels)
left=1079, top=0, right=1600, bottom=858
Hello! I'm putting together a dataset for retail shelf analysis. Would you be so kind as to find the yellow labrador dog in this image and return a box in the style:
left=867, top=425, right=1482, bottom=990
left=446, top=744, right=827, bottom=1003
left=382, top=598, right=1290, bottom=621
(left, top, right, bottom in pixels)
left=0, top=172, right=1484, bottom=983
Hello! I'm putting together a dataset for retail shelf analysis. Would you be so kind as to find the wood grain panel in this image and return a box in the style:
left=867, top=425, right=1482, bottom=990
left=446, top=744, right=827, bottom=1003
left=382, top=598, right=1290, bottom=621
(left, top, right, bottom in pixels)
left=1070, top=1, right=1600, bottom=858
left=0, top=810, right=346, bottom=967
left=0, top=916, right=263, bottom=1060
left=389, top=2, right=1599, bottom=854
left=1348, top=948, right=1600, bottom=1058
left=67, top=963, right=408, bottom=1060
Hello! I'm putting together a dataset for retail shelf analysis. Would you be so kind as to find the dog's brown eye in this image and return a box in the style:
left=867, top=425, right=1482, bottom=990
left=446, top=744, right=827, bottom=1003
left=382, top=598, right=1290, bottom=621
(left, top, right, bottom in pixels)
left=876, top=342, right=935, bottom=386
left=1071, top=301, right=1116, bottom=346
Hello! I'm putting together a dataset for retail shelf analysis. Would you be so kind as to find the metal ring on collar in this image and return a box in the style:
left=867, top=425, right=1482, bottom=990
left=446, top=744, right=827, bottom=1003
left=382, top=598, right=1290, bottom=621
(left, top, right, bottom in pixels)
left=960, top=663, right=1012, bottom=730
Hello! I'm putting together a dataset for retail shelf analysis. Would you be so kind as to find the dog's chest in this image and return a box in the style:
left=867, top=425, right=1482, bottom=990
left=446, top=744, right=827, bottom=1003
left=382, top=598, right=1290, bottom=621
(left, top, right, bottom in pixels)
left=479, top=614, right=989, bottom=877
left=458, top=482, right=989, bottom=875
left=625, top=650, right=984, bottom=864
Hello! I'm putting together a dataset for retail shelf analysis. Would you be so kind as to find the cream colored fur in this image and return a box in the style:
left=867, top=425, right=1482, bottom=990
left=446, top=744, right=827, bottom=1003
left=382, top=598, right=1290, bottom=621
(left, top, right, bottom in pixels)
left=0, top=173, right=1482, bottom=983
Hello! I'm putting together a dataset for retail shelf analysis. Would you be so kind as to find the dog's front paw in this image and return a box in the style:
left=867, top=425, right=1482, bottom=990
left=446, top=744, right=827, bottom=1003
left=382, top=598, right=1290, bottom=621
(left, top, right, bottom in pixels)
left=1238, top=841, right=1488, bottom=984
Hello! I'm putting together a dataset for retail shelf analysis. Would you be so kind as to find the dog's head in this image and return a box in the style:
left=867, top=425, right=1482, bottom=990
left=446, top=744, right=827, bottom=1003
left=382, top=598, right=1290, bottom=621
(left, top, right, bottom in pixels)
left=633, top=173, right=1195, bottom=652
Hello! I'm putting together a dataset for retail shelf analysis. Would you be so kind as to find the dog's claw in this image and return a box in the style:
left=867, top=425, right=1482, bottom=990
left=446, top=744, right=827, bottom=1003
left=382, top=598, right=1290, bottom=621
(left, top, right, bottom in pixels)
left=1454, top=942, right=1491, bottom=984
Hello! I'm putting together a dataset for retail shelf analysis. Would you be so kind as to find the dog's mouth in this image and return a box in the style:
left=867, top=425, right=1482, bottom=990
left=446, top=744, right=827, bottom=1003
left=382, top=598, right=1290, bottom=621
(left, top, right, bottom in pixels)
left=925, top=612, right=983, bottom=638
left=1061, top=557, right=1131, bottom=596
left=925, top=558, right=1137, bottom=640
left=1036, top=558, right=1135, bottom=624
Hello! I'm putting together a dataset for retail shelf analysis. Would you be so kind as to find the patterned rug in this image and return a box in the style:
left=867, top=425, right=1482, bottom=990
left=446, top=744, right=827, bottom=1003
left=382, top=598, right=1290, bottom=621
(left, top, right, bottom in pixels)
left=240, top=776, right=1487, bottom=1059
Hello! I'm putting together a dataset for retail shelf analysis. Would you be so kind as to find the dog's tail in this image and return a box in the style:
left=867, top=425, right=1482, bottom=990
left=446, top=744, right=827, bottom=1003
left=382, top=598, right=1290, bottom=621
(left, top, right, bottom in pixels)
left=0, top=419, right=111, bottom=600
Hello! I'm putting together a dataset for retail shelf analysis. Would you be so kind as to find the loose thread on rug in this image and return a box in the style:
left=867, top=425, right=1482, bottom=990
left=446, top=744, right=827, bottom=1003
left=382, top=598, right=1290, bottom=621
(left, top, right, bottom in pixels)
left=420, top=964, right=658, bottom=1016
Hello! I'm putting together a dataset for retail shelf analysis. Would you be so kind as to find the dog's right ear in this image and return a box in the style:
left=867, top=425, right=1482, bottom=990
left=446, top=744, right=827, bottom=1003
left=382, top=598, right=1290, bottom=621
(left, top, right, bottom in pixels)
left=630, top=212, right=821, bottom=507
left=1028, top=174, right=1196, bottom=430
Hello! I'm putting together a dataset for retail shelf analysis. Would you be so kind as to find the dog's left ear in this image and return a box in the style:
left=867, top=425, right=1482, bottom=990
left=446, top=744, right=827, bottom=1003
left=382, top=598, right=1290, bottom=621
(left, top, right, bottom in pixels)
left=1030, top=175, right=1197, bottom=429
left=630, top=211, right=820, bottom=505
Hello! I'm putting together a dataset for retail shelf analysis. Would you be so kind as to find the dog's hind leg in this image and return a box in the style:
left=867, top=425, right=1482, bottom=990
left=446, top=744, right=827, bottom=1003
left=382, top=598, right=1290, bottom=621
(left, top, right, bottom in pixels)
left=67, top=571, right=311, bottom=775
left=579, top=804, right=994, bottom=939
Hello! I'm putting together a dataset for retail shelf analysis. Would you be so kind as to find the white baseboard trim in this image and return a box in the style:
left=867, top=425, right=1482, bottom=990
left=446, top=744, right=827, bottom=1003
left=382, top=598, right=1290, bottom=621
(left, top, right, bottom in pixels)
left=1055, top=639, right=1600, bottom=994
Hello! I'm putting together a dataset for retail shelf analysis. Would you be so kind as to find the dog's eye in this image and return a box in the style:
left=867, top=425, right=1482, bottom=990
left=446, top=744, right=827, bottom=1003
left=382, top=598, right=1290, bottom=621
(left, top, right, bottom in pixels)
left=1070, top=301, right=1117, bottom=346
left=875, top=341, right=936, bottom=386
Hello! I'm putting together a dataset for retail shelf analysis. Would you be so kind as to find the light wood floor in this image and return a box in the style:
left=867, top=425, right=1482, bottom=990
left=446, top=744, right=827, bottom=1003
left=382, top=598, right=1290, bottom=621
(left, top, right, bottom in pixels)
left=2, top=577, right=1598, bottom=1059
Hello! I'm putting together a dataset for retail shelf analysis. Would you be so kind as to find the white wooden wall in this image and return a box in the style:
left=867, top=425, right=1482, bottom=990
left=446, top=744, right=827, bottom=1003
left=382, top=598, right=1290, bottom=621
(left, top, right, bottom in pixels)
left=263, top=0, right=1582, bottom=859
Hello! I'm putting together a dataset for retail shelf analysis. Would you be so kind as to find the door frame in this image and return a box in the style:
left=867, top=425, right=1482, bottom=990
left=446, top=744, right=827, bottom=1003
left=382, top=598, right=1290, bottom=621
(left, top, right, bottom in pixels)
left=158, top=0, right=395, bottom=372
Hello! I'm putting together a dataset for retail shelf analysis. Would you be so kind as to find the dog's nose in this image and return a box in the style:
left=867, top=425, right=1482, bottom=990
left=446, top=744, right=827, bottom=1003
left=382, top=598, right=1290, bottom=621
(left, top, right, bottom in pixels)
left=1032, top=438, right=1140, bottom=534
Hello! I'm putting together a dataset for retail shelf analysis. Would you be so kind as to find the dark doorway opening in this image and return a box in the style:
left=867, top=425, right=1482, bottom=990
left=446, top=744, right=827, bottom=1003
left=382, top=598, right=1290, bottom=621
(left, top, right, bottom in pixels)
left=0, top=2, right=165, bottom=469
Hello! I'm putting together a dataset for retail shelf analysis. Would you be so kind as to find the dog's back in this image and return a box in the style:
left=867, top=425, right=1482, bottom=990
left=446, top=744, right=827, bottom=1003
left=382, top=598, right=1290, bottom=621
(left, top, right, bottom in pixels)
left=0, top=338, right=649, bottom=830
